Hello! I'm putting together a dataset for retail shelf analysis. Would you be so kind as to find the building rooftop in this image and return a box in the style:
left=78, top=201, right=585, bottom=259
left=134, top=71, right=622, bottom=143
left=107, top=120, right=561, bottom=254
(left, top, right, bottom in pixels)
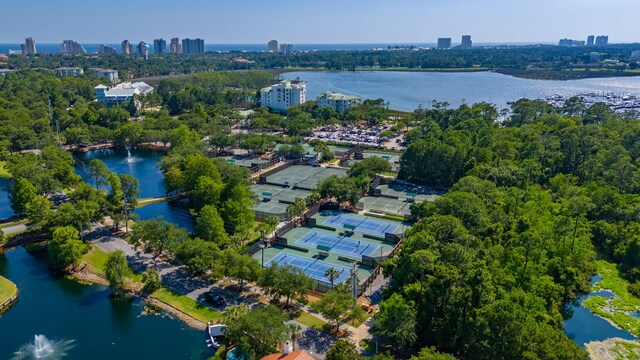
left=261, top=350, right=315, bottom=360
left=320, top=91, right=360, bottom=101
left=94, top=84, right=108, bottom=89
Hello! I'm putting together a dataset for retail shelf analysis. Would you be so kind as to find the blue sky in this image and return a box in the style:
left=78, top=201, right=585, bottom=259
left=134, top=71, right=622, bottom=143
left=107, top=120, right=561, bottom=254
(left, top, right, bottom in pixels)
left=3, top=0, right=638, bottom=43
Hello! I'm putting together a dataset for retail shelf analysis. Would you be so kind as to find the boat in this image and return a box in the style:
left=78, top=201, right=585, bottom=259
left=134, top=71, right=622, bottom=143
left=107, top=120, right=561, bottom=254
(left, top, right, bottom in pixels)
left=206, top=323, right=227, bottom=349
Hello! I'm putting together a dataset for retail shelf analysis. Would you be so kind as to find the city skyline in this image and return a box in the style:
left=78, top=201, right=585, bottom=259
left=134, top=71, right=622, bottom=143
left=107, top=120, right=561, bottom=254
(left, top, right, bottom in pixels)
left=2, top=0, right=639, bottom=44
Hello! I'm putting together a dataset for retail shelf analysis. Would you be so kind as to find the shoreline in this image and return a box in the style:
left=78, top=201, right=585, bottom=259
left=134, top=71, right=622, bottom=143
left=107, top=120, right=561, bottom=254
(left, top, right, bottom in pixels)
left=69, top=261, right=208, bottom=331
left=276, top=67, right=640, bottom=81
left=0, top=275, right=18, bottom=314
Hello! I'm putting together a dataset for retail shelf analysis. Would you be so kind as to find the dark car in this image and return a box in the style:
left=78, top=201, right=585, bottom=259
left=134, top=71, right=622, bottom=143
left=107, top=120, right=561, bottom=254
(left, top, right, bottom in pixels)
left=204, top=292, right=226, bottom=307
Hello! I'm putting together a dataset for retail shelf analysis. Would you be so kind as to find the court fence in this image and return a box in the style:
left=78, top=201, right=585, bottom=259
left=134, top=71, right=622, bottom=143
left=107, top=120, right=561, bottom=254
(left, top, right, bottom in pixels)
left=249, top=157, right=284, bottom=174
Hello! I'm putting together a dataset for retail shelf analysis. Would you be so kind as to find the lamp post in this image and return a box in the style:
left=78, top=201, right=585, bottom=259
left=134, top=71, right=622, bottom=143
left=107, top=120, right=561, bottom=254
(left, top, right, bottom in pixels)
left=260, top=242, right=266, bottom=267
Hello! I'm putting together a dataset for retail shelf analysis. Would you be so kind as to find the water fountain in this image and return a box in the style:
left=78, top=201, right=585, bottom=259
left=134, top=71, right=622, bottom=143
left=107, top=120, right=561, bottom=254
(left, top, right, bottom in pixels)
left=12, top=335, right=75, bottom=360
left=123, top=148, right=140, bottom=164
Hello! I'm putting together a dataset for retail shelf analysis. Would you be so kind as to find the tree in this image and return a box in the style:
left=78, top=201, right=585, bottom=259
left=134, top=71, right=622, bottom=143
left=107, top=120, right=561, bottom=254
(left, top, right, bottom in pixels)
left=287, top=323, right=302, bottom=351
left=119, top=173, right=140, bottom=233
left=25, top=195, right=52, bottom=231
left=373, top=293, right=418, bottom=353
left=223, top=303, right=250, bottom=326
left=195, top=205, right=228, bottom=246
left=259, top=263, right=315, bottom=307
left=130, top=218, right=189, bottom=257
left=325, top=267, right=341, bottom=287
left=348, top=156, right=392, bottom=178
left=313, top=289, right=359, bottom=333
left=10, top=177, right=37, bottom=214
left=192, top=176, right=224, bottom=210
left=105, top=250, right=130, bottom=297
left=48, top=226, right=89, bottom=271
left=326, top=339, right=362, bottom=360
left=223, top=251, right=262, bottom=291
left=141, top=268, right=161, bottom=294
left=220, top=184, right=255, bottom=235
left=225, top=305, right=289, bottom=360
left=411, top=347, right=457, bottom=360
left=88, top=159, right=109, bottom=189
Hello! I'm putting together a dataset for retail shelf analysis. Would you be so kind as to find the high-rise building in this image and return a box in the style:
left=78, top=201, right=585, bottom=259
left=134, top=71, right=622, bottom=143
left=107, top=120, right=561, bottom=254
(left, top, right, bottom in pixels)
left=137, top=42, right=150, bottom=59
left=60, top=40, right=87, bottom=54
left=632, top=50, right=640, bottom=59
left=260, top=79, right=306, bottom=112
left=23, top=37, right=36, bottom=55
left=98, top=44, right=118, bottom=55
left=587, top=35, right=595, bottom=46
left=317, top=91, right=361, bottom=113
left=268, top=40, right=279, bottom=52
left=153, top=39, right=167, bottom=54
left=121, top=40, right=133, bottom=55
left=559, top=39, right=585, bottom=47
left=90, top=68, right=120, bottom=83
left=437, top=38, right=452, bottom=49
left=279, top=43, right=293, bottom=53
left=181, top=38, right=205, bottom=54
left=460, top=35, right=472, bottom=49
left=595, top=35, right=609, bottom=46
left=170, top=38, right=182, bottom=54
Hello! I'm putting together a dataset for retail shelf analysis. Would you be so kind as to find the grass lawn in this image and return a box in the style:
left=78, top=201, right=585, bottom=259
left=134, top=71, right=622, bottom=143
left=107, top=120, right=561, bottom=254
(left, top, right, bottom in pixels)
left=83, top=245, right=141, bottom=282
left=294, top=311, right=327, bottom=330
left=582, top=259, right=640, bottom=336
left=151, top=287, right=222, bottom=324
left=0, top=161, right=11, bottom=178
left=0, top=275, right=17, bottom=304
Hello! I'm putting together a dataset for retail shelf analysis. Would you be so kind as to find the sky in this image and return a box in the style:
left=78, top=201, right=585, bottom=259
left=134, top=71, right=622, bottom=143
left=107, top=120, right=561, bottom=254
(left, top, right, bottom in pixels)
left=2, top=0, right=639, bottom=44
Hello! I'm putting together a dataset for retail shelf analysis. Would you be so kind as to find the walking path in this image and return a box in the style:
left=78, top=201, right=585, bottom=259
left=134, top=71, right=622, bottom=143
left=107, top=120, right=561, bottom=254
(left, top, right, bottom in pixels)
left=84, top=223, right=335, bottom=359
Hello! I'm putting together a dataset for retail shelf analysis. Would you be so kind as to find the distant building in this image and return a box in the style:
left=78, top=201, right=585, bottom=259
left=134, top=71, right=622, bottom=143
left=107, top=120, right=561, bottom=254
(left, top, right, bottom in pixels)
left=22, top=37, right=36, bottom=55
left=0, top=69, right=15, bottom=76
left=317, top=91, right=361, bottom=113
left=437, top=38, right=452, bottom=49
left=95, top=82, right=154, bottom=108
left=595, top=35, right=609, bottom=46
left=587, top=35, right=595, bottom=46
left=170, top=38, right=182, bottom=54
left=559, top=38, right=585, bottom=47
left=182, top=38, right=205, bottom=54
left=90, top=68, right=120, bottom=83
left=137, top=42, right=150, bottom=59
left=260, top=79, right=306, bottom=112
left=460, top=35, right=472, bottom=49
left=590, top=52, right=606, bottom=62
left=121, top=40, right=133, bottom=55
left=631, top=50, right=640, bottom=59
left=279, top=43, right=293, bottom=53
left=98, top=44, right=118, bottom=55
left=268, top=40, right=279, bottom=52
left=60, top=40, right=87, bottom=54
left=153, top=38, right=167, bottom=54
left=55, top=67, right=84, bottom=77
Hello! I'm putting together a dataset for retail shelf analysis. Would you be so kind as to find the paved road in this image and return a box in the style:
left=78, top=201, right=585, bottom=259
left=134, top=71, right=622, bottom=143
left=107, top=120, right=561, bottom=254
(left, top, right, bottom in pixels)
left=1, top=223, right=27, bottom=235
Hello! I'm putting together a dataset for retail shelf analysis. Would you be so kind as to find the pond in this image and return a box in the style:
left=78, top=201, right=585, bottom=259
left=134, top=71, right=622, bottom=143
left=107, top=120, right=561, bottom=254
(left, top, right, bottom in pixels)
left=0, top=247, right=210, bottom=359
left=563, top=275, right=637, bottom=346
left=74, top=148, right=196, bottom=232
left=0, top=177, right=13, bottom=220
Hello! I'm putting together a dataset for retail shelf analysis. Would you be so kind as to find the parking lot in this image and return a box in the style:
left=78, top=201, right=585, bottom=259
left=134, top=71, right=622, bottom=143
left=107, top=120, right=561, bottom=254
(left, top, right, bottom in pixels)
left=307, top=124, right=406, bottom=149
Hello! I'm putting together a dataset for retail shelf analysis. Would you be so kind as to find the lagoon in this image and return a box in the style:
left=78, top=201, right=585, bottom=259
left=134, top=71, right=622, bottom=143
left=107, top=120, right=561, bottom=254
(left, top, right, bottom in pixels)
left=282, top=71, right=640, bottom=111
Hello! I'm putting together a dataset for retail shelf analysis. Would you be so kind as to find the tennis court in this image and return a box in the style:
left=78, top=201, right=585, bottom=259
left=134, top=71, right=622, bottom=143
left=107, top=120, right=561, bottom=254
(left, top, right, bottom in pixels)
left=358, top=196, right=411, bottom=216
left=324, top=213, right=399, bottom=235
left=296, top=231, right=379, bottom=257
left=265, top=165, right=347, bottom=190
left=265, top=252, right=351, bottom=284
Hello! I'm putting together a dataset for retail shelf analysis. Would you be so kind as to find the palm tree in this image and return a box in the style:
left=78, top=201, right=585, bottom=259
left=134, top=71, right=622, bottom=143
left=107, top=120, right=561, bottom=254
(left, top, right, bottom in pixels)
left=325, top=267, right=340, bottom=288
left=266, top=215, right=279, bottom=233
left=287, top=323, right=302, bottom=351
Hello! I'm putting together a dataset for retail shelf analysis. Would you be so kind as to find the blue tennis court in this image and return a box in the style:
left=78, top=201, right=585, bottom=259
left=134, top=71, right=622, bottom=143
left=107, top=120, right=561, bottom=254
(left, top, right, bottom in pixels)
left=264, top=253, right=351, bottom=284
left=323, top=213, right=399, bottom=235
left=296, top=231, right=378, bottom=257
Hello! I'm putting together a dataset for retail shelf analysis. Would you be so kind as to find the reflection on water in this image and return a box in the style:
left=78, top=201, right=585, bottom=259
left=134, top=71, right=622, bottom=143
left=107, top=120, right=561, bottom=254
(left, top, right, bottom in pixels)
left=563, top=276, right=637, bottom=346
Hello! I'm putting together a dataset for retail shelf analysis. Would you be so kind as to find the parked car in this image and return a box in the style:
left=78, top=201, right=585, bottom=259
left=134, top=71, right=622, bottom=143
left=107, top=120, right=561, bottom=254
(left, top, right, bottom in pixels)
left=204, top=291, right=226, bottom=306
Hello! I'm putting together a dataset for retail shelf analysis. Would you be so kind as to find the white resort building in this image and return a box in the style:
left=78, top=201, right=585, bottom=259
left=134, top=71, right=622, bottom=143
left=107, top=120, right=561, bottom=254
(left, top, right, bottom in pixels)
left=95, top=82, right=154, bottom=108
left=260, top=79, right=306, bottom=112
left=317, top=91, right=361, bottom=113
